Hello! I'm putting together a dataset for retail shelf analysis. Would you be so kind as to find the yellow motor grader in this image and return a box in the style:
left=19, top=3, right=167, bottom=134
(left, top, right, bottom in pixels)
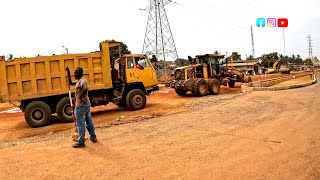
left=170, top=54, right=252, bottom=96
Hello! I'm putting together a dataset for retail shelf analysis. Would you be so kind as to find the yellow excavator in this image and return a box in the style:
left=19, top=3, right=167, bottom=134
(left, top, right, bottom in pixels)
left=267, top=59, right=291, bottom=74
left=267, top=59, right=280, bottom=74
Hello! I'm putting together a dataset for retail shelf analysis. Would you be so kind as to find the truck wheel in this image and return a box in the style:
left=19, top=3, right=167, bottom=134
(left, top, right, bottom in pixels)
left=126, top=89, right=146, bottom=110
left=194, top=79, right=208, bottom=96
left=175, top=89, right=187, bottom=96
left=208, top=79, right=220, bottom=95
left=228, top=81, right=235, bottom=88
left=24, top=101, right=52, bottom=128
left=56, top=97, right=73, bottom=123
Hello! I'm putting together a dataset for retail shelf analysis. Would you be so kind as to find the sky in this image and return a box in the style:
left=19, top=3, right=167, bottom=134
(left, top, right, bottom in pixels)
left=0, top=0, right=319, bottom=60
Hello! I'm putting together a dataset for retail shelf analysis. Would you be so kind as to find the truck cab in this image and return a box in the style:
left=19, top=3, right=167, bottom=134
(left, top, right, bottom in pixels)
left=113, top=54, right=158, bottom=93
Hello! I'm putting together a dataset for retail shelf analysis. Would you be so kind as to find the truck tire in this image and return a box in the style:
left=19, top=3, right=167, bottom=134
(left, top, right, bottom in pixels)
left=194, top=79, right=208, bottom=96
left=228, top=80, right=235, bottom=88
left=126, top=89, right=146, bottom=110
left=24, top=101, right=52, bottom=128
left=208, top=79, right=220, bottom=95
left=175, top=89, right=187, bottom=96
left=56, top=97, right=73, bottom=123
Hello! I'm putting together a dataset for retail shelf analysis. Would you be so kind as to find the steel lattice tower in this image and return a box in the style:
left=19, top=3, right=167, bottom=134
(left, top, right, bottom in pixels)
left=307, top=34, right=313, bottom=58
left=142, top=0, right=178, bottom=62
left=250, top=25, right=255, bottom=58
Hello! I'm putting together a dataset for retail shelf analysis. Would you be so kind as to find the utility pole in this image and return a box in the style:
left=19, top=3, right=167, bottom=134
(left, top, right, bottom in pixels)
left=307, top=34, right=313, bottom=59
left=142, top=0, right=179, bottom=78
left=250, top=25, right=255, bottom=58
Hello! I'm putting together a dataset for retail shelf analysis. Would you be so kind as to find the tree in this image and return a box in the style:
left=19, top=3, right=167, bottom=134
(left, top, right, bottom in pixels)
left=260, top=53, right=276, bottom=68
left=279, top=54, right=284, bottom=59
left=175, top=58, right=188, bottom=67
left=103, top=40, right=131, bottom=62
left=296, top=55, right=303, bottom=64
left=305, top=58, right=313, bottom=66
left=6, top=54, right=14, bottom=60
left=231, top=52, right=241, bottom=60
left=227, top=52, right=241, bottom=61
left=246, top=55, right=254, bottom=60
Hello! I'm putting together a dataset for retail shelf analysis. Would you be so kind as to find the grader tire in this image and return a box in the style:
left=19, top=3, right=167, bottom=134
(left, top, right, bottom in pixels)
left=193, top=79, right=208, bottom=96
left=228, top=81, right=235, bottom=88
left=208, top=79, right=220, bottom=95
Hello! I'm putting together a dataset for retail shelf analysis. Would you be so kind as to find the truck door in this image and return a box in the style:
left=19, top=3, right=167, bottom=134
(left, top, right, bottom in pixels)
left=126, top=57, right=138, bottom=83
left=134, top=56, right=157, bottom=88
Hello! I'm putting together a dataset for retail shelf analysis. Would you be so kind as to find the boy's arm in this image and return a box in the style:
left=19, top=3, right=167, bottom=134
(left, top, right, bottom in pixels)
left=65, top=67, right=76, bottom=86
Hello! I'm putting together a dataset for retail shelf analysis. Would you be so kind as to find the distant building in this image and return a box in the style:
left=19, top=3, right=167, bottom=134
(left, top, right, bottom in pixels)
left=312, top=56, right=320, bottom=67
left=224, top=60, right=262, bottom=75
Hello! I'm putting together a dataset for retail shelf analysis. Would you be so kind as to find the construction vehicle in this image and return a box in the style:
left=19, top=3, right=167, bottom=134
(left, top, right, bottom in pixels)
left=267, top=59, right=280, bottom=74
left=279, top=64, right=291, bottom=74
left=220, top=55, right=253, bottom=87
left=0, top=41, right=159, bottom=127
left=268, top=59, right=291, bottom=74
left=171, top=54, right=252, bottom=96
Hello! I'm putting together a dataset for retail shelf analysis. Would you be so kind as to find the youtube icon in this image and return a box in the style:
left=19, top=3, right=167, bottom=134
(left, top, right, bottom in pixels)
left=278, top=18, right=288, bottom=27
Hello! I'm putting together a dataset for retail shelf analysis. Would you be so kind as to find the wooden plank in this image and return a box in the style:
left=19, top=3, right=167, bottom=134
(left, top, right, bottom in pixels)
left=30, top=62, right=38, bottom=94
left=45, top=61, right=52, bottom=91
left=15, top=64, right=23, bottom=97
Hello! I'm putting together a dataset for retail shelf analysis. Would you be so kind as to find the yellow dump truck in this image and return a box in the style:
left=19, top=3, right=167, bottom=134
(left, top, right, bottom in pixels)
left=0, top=41, right=159, bottom=127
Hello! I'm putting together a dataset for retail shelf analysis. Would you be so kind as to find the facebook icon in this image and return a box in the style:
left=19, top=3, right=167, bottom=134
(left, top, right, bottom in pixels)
left=256, top=18, right=266, bottom=27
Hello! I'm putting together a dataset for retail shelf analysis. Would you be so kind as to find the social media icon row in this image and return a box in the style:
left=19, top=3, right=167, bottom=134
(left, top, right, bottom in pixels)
left=256, top=18, right=288, bottom=28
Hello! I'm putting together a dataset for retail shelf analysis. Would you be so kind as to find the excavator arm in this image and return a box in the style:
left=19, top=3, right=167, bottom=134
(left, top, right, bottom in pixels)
left=273, top=59, right=281, bottom=70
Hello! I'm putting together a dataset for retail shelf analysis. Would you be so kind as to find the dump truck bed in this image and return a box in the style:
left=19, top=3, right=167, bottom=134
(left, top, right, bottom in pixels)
left=0, top=42, right=118, bottom=102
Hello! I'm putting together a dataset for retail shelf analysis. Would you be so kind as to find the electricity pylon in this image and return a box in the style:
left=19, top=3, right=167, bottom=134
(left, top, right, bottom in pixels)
left=142, top=0, right=178, bottom=62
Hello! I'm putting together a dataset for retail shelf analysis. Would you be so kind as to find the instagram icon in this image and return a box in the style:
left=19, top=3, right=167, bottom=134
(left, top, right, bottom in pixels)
left=267, top=18, right=277, bottom=27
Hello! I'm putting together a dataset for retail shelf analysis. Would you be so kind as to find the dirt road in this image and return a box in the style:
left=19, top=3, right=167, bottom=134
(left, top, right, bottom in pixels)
left=0, top=74, right=319, bottom=179
left=0, top=85, right=240, bottom=142
left=0, top=71, right=305, bottom=143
